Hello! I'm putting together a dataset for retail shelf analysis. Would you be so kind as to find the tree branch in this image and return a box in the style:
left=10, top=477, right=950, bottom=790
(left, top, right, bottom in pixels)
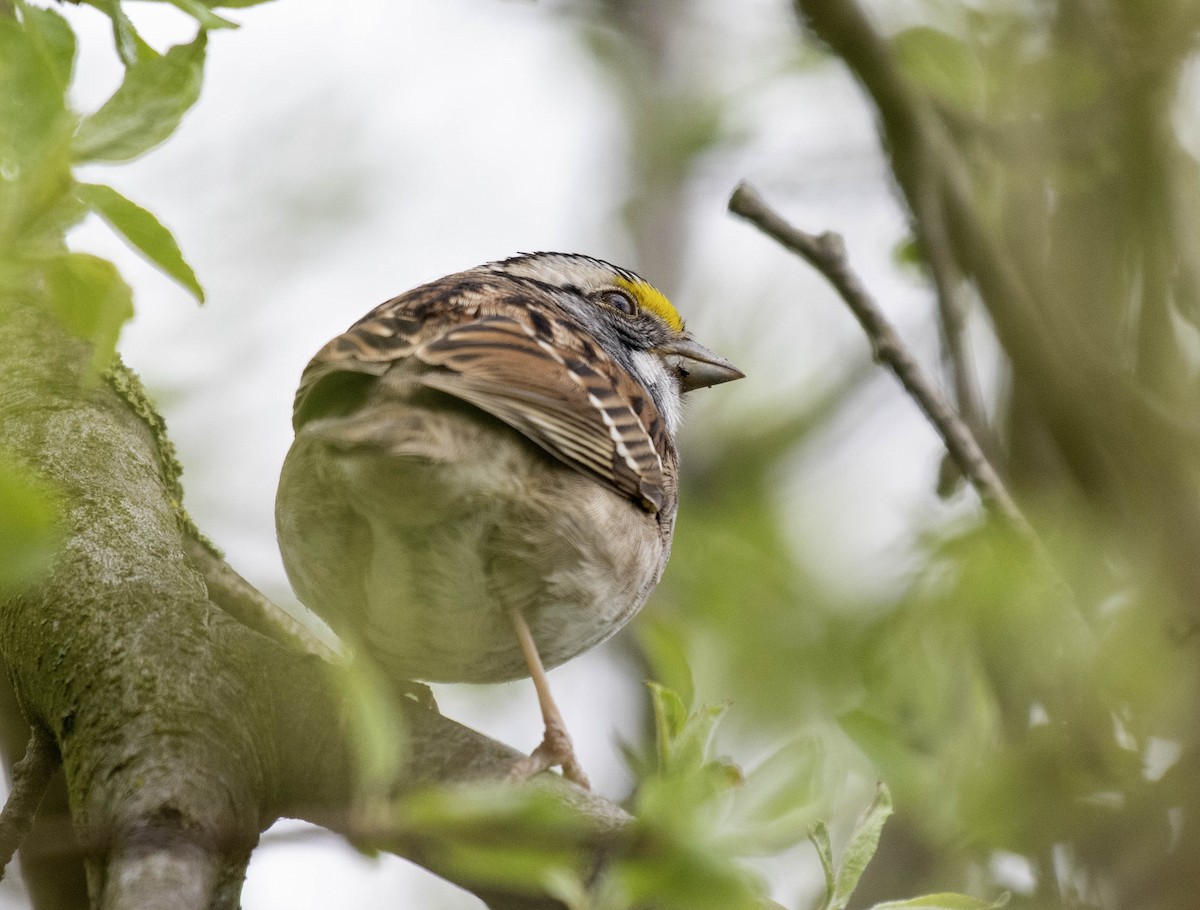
left=728, top=181, right=1033, bottom=539
left=0, top=726, right=58, bottom=880
left=101, top=839, right=230, bottom=910
left=791, top=0, right=1200, bottom=627
left=790, top=0, right=1200, bottom=463
left=182, top=537, right=338, bottom=664
left=918, top=203, right=996, bottom=468
left=789, top=0, right=1101, bottom=464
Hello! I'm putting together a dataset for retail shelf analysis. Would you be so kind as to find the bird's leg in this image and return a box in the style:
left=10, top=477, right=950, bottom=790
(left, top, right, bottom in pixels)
left=507, top=608, right=591, bottom=790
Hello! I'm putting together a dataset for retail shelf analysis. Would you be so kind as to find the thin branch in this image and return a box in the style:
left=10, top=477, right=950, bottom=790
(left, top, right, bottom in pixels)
left=789, top=0, right=1178, bottom=463
left=844, top=40, right=995, bottom=462
left=184, top=537, right=339, bottom=664
left=793, top=0, right=1200, bottom=640
left=789, top=0, right=1062, bottom=419
left=0, top=726, right=59, bottom=880
left=917, top=201, right=996, bottom=462
left=728, top=181, right=1033, bottom=540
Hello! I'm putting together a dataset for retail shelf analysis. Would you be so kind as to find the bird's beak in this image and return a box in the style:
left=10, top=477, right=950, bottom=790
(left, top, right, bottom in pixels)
left=658, top=336, right=745, bottom=392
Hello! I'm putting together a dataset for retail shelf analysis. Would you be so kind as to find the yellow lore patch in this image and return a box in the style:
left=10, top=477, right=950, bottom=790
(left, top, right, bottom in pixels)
left=614, top=275, right=684, bottom=333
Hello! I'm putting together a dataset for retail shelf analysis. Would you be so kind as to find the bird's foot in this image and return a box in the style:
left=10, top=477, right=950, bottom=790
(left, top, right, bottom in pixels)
left=508, top=720, right=591, bottom=790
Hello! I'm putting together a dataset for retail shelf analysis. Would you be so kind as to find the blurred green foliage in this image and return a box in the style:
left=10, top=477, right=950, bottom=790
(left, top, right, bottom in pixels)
left=0, top=0, right=210, bottom=602
left=0, top=453, right=60, bottom=593
left=0, top=0, right=227, bottom=368
left=394, top=683, right=944, bottom=910
left=0, top=0, right=274, bottom=647
left=581, top=1, right=1200, bottom=908
left=0, top=0, right=233, bottom=582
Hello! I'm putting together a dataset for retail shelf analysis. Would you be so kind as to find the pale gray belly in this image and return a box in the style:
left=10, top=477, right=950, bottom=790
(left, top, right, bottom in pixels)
left=276, top=406, right=668, bottom=683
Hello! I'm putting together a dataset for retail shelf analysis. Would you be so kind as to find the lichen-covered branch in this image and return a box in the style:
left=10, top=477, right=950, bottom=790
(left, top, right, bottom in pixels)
left=0, top=727, right=58, bottom=880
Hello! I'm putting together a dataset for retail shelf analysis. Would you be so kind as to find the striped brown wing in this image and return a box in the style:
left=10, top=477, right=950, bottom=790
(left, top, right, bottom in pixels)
left=415, top=315, right=668, bottom=513
left=292, top=286, right=448, bottom=429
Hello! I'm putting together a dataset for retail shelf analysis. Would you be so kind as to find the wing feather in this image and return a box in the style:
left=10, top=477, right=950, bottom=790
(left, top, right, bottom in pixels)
left=416, top=316, right=666, bottom=511
left=292, top=281, right=669, bottom=513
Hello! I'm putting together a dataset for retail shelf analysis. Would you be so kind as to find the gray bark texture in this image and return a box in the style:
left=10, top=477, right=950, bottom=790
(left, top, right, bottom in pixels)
left=0, top=298, right=628, bottom=909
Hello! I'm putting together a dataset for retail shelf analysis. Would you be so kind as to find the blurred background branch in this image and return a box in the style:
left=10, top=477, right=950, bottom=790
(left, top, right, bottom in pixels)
left=785, top=2, right=1200, bottom=908
left=728, top=181, right=1028, bottom=537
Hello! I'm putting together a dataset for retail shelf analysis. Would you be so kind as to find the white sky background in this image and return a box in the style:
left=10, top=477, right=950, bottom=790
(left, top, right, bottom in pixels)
left=3, top=1, right=996, bottom=907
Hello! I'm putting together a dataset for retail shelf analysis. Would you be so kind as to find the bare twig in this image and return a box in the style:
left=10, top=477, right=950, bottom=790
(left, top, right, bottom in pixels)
left=0, top=726, right=59, bottom=880
left=728, top=181, right=1034, bottom=541
left=184, top=537, right=339, bottom=664
left=790, top=0, right=1058, bottom=411
left=790, top=0, right=1134, bottom=457
left=917, top=204, right=996, bottom=463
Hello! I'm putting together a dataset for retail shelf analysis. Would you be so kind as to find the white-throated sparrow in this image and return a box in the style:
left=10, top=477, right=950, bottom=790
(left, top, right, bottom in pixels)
left=275, top=252, right=742, bottom=787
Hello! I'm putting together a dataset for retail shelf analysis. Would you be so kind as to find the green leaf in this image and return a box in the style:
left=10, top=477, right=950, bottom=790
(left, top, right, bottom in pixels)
left=647, top=682, right=729, bottom=777
left=667, top=701, right=730, bottom=776
left=40, top=253, right=134, bottom=377
left=0, top=14, right=77, bottom=252
left=73, top=31, right=207, bottom=162
left=432, top=842, right=579, bottom=893
left=722, top=735, right=825, bottom=853
left=161, top=0, right=239, bottom=29
left=403, top=783, right=592, bottom=841
left=648, top=680, right=689, bottom=765
left=18, top=2, right=76, bottom=90
left=0, top=454, right=61, bottom=593
left=838, top=710, right=926, bottom=789
left=809, top=822, right=836, bottom=908
left=79, top=0, right=141, bottom=66
left=868, top=893, right=1010, bottom=910
left=76, top=183, right=204, bottom=302
left=615, top=836, right=767, bottom=910
left=831, top=783, right=893, bottom=910
left=396, top=784, right=594, bottom=894
left=0, top=15, right=71, bottom=160
left=636, top=618, right=695, bottom=708
left=325, top=656, right=407, bottom=799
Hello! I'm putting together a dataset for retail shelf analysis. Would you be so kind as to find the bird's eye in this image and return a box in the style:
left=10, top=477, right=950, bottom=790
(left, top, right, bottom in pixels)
left=600, top=289, right=638, bottom=316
